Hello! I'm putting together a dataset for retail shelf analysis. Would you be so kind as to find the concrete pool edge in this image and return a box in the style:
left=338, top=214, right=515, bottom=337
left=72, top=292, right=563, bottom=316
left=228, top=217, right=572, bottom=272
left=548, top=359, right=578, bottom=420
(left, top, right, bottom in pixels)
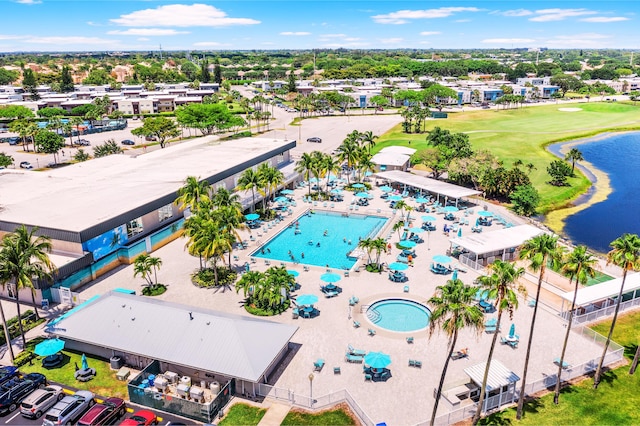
left=352, top=292, right=431, bottom=339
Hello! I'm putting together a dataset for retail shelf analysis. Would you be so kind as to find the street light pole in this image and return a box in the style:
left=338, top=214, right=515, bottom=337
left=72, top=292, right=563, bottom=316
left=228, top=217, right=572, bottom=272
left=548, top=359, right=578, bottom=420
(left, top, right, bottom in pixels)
left=308, top=373, right=314, bottom=408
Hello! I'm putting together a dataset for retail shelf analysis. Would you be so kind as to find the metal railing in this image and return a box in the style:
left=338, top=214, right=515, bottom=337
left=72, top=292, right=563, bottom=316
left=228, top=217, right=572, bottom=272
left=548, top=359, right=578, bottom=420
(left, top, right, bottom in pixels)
left=570, top=296, right=640, bottom=325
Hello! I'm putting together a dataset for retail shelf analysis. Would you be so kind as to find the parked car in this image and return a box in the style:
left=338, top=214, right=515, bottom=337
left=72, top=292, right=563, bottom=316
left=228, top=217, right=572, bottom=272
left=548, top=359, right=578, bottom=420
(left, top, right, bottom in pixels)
left=76, top=139, right=91, bottom=146
left=78, top=397, right=126, bottom=426
left=7, top=137, right=19, bottom=145
left=120, top=409, right=158, bottom=425
left=20, top=385, right=64, bottom=419
left=19, top=161, right=33, bottom=169
left=0, top=367, right=18, bottom=387
left=43, top=390, right=95, bottom=426
left=145, top=136, right=157, bottom=141
left=0, top=373, right=47, bottom=414
left=306, top=137, right=322, bottom=143
left=121, top=139, right=135, bottom=146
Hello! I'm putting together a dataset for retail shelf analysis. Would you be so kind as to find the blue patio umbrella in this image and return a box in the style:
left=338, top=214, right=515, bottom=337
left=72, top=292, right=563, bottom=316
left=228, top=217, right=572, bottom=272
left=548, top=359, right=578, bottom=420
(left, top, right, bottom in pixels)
left=296, top=294, right=319, bottom=306
left=81, top=353, right=89, bottom=370
left=274, top=196, right=289, bottom=203
left=388, top=262, right=409, bottom=271
left=365, top=171, right=373, bottom=177
left=309, top=177, right=321, bottom=183
left=422, top=215, right=437, bottom=222
left=398, top=240, right=417, bottom=248
left=478, top=210, right=493, bottom=217
left=432, top=254, right=453, bottom=264
left=457, top=227, right=463, bottom=237
left=355, top=192, right=370, bottom=198
left=379, top=185, right=393, bottom=193
left=330, top=188, right=343, bottom=194
left=409, top=227, right=425, bottom=234
left=245, top=213, right=260, bottom=221
left=388, top=195, right=402, bottom=202
left=452, top=269, right=458, bottom=281
left=287, top=270, right=300, bottom=277
left=321, top=272, right=342, bottom=283
left=444, top=206, right=459, bottom=213
left=509, top=324, right=516, bottom=339
left=34, top=338, right=65, bottom=357
left=415, top=197, right=429, bottom=204
left=280, top=189, right=294, bottom=195
left=364, top=351, right=392, bottom=369
left=352, top=183, right=365, bottom=189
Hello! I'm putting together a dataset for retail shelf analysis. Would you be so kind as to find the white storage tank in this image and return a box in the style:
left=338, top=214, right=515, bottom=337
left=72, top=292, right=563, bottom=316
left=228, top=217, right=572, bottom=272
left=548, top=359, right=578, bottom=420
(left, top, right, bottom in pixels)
left=209, top=381, right=220, bottom=395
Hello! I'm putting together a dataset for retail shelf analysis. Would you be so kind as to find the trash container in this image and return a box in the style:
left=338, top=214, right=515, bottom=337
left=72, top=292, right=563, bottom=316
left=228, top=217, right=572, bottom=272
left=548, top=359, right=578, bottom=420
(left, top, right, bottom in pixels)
left=148, top=375, right=155, bottom=387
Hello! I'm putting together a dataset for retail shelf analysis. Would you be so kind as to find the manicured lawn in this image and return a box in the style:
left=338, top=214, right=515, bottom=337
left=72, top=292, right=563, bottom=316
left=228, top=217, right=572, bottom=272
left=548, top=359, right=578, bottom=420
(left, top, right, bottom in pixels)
left=281, top=407, right=357, bottom=425
left=218, top=403, right=266, bottom=426
left=373, top=102, right=640, bottom=213
left=20, top=347, right=128, bottom=398
left=481, top=310, right=640, bottom=425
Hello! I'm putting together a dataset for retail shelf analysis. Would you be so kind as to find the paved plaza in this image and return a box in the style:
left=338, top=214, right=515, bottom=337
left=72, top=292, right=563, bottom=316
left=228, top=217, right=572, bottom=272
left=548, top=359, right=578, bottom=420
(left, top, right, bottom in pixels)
left=76, top=180, right=609, bottom=425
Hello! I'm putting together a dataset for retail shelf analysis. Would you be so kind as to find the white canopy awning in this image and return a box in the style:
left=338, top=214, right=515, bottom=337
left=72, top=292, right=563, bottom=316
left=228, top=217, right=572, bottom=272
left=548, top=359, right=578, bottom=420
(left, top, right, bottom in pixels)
left=371, top=152, right=411, bottom=167
left=449, top=224, right=543, bottom=256
left=560, top=273, right=640, bottom=307
left=380, top=146, right=417, bottom=156
left=465, top=360, right=520, bottom=391
left=375, top=170, right=481, bottom=199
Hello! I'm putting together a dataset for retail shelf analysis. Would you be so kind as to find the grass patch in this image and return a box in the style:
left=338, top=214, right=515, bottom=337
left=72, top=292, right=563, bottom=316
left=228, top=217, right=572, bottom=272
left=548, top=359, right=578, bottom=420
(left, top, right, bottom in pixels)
left=373, top=102, right=640, bottom=214
left=20, top=345, right=128, bottom=398
left=281, top=406, right=357, bottom=425
left=218, top=403, right=266, bottom=426
left=481, top=310, right=640, bottom=425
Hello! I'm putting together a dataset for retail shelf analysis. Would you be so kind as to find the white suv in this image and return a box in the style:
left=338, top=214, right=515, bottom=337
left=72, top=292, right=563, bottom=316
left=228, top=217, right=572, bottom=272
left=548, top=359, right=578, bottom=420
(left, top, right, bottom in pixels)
left=20, top=385, right=64, bottom=419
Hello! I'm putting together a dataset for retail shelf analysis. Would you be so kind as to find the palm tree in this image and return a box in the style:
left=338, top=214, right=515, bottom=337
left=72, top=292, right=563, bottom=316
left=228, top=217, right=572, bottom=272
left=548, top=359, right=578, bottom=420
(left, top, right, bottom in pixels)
left=295, top=153, right=315, bottom=197
left=237, top=168, right=260, bottom=212
left=564, top=148, right=584, bottom=176
left=594, top=234, right=640, bottom=386
left=214, top=205, right=245, bottom=267
left=516, top=233, right=562, bottom=419
left=359, top=130, right=378, bottom=152
left=211, top=187, right=241, bottom=211
left=428, top=279, right=484, bottom=426
left=323, top=155, right=341, bottom=194
left=336, top=139, right=359, bottom=184
left=147, top=256, right=163, bottom=286
left=357, top=238, right=374, bottom=265
left=371, top=238, right=387, bottom=268
left=392, top=220, right=405, bottom=240
left=175, top=176, right=211, bottom=212
left=472, top=260, right=525, bottom=424
left=259, top=164, right=284, bottom=211
left=133, top=254, right=153, bottom=286
left=554, top=246, right=597, bottom=403
left=0, top=225, right=55, bottom=349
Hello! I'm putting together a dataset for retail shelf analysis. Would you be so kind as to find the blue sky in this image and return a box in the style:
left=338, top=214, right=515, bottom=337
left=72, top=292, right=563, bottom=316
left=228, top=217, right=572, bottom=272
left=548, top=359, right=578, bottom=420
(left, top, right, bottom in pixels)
left=1, top=1, right=637, bottom=52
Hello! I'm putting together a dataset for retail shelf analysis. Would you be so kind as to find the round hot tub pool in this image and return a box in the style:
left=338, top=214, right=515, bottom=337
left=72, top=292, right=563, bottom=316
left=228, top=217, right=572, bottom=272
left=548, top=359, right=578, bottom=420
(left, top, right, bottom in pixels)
left=366, top=299, right=431, bottom=332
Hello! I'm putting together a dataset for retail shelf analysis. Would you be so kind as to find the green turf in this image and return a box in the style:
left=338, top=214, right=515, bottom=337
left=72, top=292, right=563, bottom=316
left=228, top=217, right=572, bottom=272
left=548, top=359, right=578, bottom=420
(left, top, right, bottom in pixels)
left=218, top=403, right=266, bottom=426
left=373, top=102, right=640, bottom=213
left=585, top=272, right=615, bottom=287
left=281, top=407, right=357, bottom=425
left=481, top=310, right=640, bottom=425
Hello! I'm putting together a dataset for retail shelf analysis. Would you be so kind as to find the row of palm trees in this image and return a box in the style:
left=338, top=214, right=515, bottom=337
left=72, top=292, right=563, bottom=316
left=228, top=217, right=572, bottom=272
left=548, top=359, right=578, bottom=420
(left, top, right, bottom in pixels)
left=236, top=163, right=285, bottom=214
left=0, top=225, right=56, bottom=362
left=428, top=232, right=640, bottom=425
left=176, top=177, right=246, bottom=287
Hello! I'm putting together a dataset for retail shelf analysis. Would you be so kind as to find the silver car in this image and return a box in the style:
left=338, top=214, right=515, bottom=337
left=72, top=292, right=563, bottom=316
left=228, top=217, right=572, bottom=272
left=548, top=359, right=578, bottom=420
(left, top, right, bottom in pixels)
left=42, top=390, right=94, bottom=426
left=20, top=385, right=64, bottom=419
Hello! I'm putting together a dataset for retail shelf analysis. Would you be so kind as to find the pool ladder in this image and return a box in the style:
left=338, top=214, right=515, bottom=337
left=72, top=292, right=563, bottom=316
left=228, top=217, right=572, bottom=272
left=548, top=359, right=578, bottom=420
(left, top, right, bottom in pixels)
left=366, top=309, right=381, bottom=323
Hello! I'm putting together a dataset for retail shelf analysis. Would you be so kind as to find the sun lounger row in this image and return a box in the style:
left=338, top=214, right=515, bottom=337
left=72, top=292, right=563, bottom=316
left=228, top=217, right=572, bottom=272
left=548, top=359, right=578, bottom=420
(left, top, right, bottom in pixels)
left=345, top=353, right=364, bottom=363
left=408, top=359, right=422, bottom=368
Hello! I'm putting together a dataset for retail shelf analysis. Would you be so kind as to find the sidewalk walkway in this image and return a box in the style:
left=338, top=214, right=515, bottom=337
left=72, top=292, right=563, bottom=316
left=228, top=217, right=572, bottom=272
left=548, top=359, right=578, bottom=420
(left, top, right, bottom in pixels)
left=257, top=402, right=292, bottom=426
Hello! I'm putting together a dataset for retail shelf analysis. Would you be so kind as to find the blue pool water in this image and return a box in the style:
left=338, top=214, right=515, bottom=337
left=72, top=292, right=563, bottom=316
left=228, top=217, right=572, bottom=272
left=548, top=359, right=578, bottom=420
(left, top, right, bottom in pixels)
left=251, top=210, right=388, bottom=269
left=367, top=299, right=431, bottom=332
left=549, top=132, right=640, bottom=253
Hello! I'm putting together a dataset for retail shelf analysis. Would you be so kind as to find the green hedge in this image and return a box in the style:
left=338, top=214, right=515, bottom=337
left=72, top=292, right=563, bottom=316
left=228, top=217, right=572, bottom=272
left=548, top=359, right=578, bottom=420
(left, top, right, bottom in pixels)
left=141, top=284, right=167, bottom=296
left=0, top=310, right=45, bottom=347
left=245, top=299, right=291, bottom=316
left=192, top=267, right=238, bottom=288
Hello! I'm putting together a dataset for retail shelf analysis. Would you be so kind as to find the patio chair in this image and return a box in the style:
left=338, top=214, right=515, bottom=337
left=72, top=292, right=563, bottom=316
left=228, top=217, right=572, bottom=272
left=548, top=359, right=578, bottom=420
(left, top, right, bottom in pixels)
left=528, top=299, right=537, bottom=307
left=353, top=320, right=361, bottom=328
left=344, top=270, right=350, bottom=277
left=348, top=344, right=366, bottom=356
left=314, top=359, right=325, bottom=371
left=364, top=374, right=372, bottom=381
left=379, top=371, right=390, bottom=380
left=554, top=358, right=571, bottom=369
left=250, top=257, right=257, bottom=264
left=413, top=360, right=422, bottom=368
left=303, top=265, right=310, bottom=272
left=325, top=291, right=339, bottom=298
left=334, top=367, right=341, bottom=374
left=292, top=308, right=299, bottom=319
left=403, top=285, right=410, bottom=293
left=368, top=328, right=376, bottom=336
left=409, top=359, right=416, bottom=367
left=345, top=353, right=364, bottom=363
left=406, top=336, right=414, bottom=344
left=233, top=255, right=239, bottom=261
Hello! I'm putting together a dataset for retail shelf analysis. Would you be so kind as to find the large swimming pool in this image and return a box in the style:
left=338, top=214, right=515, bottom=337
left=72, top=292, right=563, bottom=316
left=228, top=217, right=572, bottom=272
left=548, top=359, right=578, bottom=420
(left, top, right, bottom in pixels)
left=251, top=210, right=388, bottom=270
left=367, top=299, right=431, bottom=332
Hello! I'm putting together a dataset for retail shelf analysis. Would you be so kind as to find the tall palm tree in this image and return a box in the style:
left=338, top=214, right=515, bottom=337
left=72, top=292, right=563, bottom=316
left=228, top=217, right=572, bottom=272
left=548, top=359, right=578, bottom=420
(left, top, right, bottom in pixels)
left=147, top=256, right=163, bottom=286
left=564, top=148, right=584, bottom=176
left=554, top=245, right=597, bottom=403
left=357, top=238, right=374, bottom=265
left=428, top=279, right=484, bottom=426
left=323, top=154, right=341, bottom=194
left=259, top=165, right=284, bottom=210
left=336, top=139, right=359, bottom=185
left=175, top=176, right=211, bottom=212
left=472, top=260, right=525, bottom=424
left=133, top=254, right=153, bottom=286
left=237, top=168, right=260, bottom=212
left=0, top=225, right=55, bottom=349
left=359, top=130, right=378, bottom=152
left=516, top=233, right=563, bottom=419
left=594, top=234, right=640, bottom=386
left=295, top=153, right=315, bottom=196
left=211, top=187, right=241, bottom=211
left=214, top=205, right=245, bottom=267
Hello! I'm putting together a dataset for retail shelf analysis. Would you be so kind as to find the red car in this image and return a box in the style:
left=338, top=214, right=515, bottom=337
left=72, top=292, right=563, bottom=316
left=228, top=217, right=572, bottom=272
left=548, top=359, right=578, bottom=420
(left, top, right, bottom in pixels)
left=120, top=409, right=158, bottom=425
left=78, top=397, right=126, bottom=425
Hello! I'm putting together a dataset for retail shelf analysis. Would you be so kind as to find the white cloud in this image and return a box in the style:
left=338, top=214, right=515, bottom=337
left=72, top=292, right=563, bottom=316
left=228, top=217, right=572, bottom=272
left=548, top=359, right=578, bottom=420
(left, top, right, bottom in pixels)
left=323, top=42, right=369, bottom=48
left=529, top=8, right=597, bottom=22
left=455, top=19, right=471, bottom=23
left=344, top=37, right=362, bottom=41
left=372, top=7, right=481, bottom=24
left=0, top=35, right=26, bottom=40
left=319, top=33, right=346, bottom=38
left=193, top=41, right=226, bottom=47
left=279, top=32, right=311, bottom=36
left=501, top=9, right=534, bottom=17
left=15, top=0, right=41, bottom=4
left=379, top=37, right=403, bottom=44
left=482, top=38, right=536, bottom=44
left=261, top=42, right=276, bottom=45
left=23, top=36, right=116, bottom=45
left=580, top=16, right=629, bottom=22
left=86, top=21, right=102, bottom=27
left=110, top=4, right=260, bottom=27
left=419, top=31, right=441, bottom=36
left=137, top=38, right=150, bottom=42
left=107, top=28, right=189, bottom=36
left=544, top=33, right=612, bottom=48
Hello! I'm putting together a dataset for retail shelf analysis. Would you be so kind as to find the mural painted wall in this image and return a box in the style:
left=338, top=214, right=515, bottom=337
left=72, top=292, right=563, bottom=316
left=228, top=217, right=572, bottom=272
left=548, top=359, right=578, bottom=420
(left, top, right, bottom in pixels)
left=83, top=225, right=128, bottom=260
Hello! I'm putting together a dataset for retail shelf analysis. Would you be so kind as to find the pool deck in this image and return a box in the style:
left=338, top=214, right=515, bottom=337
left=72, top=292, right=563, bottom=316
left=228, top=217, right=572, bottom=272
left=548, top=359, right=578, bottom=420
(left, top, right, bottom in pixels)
left=74, top=182, right=611, bottom=426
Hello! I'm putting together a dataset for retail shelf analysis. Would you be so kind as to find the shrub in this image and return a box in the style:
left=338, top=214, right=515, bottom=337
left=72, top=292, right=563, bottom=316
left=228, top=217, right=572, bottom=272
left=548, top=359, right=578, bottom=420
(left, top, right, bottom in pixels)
left=245, top=299, right=291, bottom=316
left=192, top=267, right=238, bottom=288
left=142, top=284, right=167, bottom=296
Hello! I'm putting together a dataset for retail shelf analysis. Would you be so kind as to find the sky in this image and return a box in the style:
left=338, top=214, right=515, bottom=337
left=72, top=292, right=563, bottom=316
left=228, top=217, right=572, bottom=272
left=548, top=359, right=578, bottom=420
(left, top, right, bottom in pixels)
left=0, top=1, right=638, bottom=52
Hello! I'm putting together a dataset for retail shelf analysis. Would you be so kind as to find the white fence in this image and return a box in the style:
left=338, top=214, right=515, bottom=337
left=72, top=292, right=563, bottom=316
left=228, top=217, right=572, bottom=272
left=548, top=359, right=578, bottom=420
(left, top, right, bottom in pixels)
left=571, top=296, right=640, bottom=325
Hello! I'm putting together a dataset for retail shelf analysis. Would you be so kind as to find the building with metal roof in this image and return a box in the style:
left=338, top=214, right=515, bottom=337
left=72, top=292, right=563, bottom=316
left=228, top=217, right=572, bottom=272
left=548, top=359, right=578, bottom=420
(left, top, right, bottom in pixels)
left=375, top=170, right=481, bottom=203
left=464, top=360, right=520, bottom=411
left=49, top=291, right=298, bottom=385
